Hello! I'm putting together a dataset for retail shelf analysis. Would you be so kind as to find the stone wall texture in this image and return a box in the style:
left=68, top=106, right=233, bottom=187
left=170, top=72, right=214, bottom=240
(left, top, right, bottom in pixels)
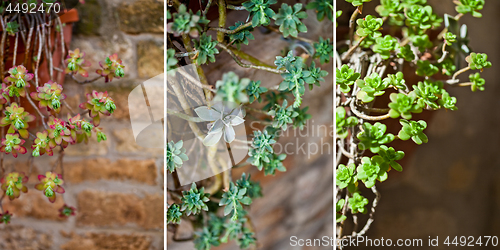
left=0, top=0, right=165, bottom=249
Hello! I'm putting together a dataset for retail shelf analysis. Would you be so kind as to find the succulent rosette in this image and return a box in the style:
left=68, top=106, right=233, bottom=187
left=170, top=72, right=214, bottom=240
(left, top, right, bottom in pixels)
left=0, top=211, right=12, bottom=224
left=64, top=48, right=91, bottom=77
left=0, top=134, right=27, bottom=158
left=0, top=103, right=36, bottom=138
left=79, top=90, right=116, bottom=126
left=35, top=171, right=65, bottom=203
left=96, top=54, right=125, bottom=82
left=30, top=81, right=67, bottom=113
left=0, top=172, right=28, bottom=200
left=3, top=65, right=32, bottom=97
left=67, top=113, right=94, bottom=143
left=58, top=204, right=76, bottom=217
left=47, top=116, right=73, bottom=147
left=31, top=131, right=55, bottom=157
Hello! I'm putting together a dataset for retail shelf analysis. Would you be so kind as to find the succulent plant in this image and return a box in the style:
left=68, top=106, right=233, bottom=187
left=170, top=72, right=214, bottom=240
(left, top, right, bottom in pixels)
left=388, top=92, right=422, bottom=120
left=35, top=171, right=65, bottom=203
left=273, top=3, right=308, bottom=38
left=181, top=183, right=210, bottom=216
left=398, top=119, right=428, bottom=145
left=0, top=102, right=36, bottom=138
left=306, top=0, right=333, bottom=21
left=65, top=48, right=91, bottom=77
left=194, top=104, right=245, bottom=146
left=268, top=99, right=298, bottom=130
left=3, top=65, right=33, bottom=97
left=0, top=134, right=27, bottom=158
left=0, top=172, right=28, bottom=200
left=356, top=15, right=383, bottom=38
left=213, top=72, right=251, bottom=104
left=166, top=140, right=189, bottom=173
left=466, top=52, right=492, bottom=70
left=79, top=90, right=116, bottom=126
left=336, top=65, right=360, bottom=93
left=348, top=192, right=369, bottom=214
left=30, top=81, right=67, bottom=113
left=356, top=156, right=389, bottom=188
left=242, top=0, right=277, bottom=27
left=356, top=122, right=395, bottom=153
left=193, top=34, right=219, bottom=65
left=96, top=54, right=125, bottom=82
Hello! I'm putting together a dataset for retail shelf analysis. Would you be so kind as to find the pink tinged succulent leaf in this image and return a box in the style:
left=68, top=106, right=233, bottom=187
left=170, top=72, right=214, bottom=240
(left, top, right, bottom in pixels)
left=11, top=151, right=17, bottom=158
left=21, top=186, right=27, bottom=193
left=93, top=116, right=100, bottom=126
left=17, top=146, right=27, bottom=154
left=25, top=114, right=36, bottom=123
left=55, top=186, right=65, bottom=194
left=48, top=195, right=56, bottom=203
left=18, top=129, right=29, bottom=139
left=55, top=136, right=63, bottom=145
left=37, top=175, right=45, bottom=182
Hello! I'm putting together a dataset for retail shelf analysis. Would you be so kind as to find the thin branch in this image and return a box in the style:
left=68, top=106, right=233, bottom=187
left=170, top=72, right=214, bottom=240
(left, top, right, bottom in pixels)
left=266, top=26, right=316, bottom=44
left=357, top=186, right=381, bottom=236
left=350, top=100, right=390, bottom=121
left=349, top=5, right=362, bottom=49
left=167, top=108, right=205, bottom=122
left=210, top=22, right=252, bottom=34
left=71, top=74, right=103, bottom=84
left=341, top=36, right=366, bottom=62
left=217, top=44, right=285, bottom=74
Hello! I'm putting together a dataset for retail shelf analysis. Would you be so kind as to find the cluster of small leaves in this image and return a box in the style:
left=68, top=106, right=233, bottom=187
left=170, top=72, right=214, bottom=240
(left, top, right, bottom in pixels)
left=166, top=4, right=209, bottom=37
left=306, top=0, right=333, bottom=21
left=166, top=140, right=189, bottom=173
left=34, top=172, right=65, bottom=203
left=273, top=3, right=308, bottom=38
left=167, top=49, right=178, bottom=73
left=356, top=122, right=395, bottom=153
left=336, top=107, right=358, bottom=139
left=193, top=34, right=219, bottom=65
left=313, top=37, right=333, bottom=64
left=219, top=182, right=252, bottom=221
left=180, top=183, right=211, bottom=216
left=243, top=0, right=277, bottom=27
left=213, top=72, right=251, bottom=104
left=228, top=22, right=255, bottom=49
left=245, top=80, right=267, bottom=103
left=268, top=100, right=298, bottom=130
left=336, top=65, right=360, bottom=93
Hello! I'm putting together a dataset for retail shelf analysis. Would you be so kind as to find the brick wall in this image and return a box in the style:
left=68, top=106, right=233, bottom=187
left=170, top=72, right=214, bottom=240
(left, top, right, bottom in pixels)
left=0, top=0, right=165, bottom=249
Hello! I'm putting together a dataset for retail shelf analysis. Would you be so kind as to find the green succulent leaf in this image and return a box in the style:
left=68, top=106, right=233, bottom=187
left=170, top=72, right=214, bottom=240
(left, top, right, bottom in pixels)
left=336, top=65, right=360, bottom=93
left=388, top=92, right=422, bottom=120
left=375, top=0, right=402, bottom=17
left=243, top=0, right=277, bottom=27
left=438, top=90, right=458, bottom=110
left=469, top=72, right=485, bottom=92
left=336, top=107, right=358, bottom=139
left=336, top=199, right=347, bottom=222
left=346, top=0, right=371, bottom=7
left=356, top=15, right=383, bottom=38
left=193, top=34, right=219, bottom=65
left=214, top=72, right=250, bottom=104
left=180, top=183, right=210, bottom=216
left=413, top=80, right=443, bottom=109
left=356, top=122, right=395, bottom=153
left=416, top=60, right=439, bottom=77
left=336, top=163, right=357, bottom=189
left=356, top=156, right=389, bottom=188
left=268, top=100, right=299, bottom=130
left=167, top=203, right=183, bottom=224
left=306, top=0, right=333, bottom=21
left=397, top=44, right=416, bottom=61
left=246, top=80, right=268, bottom=103
left=466, top=52, right=492, bottom=70
left=398, top=119, right=428, bottom=145
left=273, top=3, right=308, bottom=38
left=166, top=140, right=189, bottom=173
left=383, top=72, right=406, bottom=90
left=455, top=0, right=485, bottom=18
left=355, top=72, right=388, bottom=103
left=313, top=37, right=333, bottom=64
left=378, top=145, right=404, bottom=172
left=373, top=35, right=399, bottom=59
left=348, top=192, right=369, bottom=214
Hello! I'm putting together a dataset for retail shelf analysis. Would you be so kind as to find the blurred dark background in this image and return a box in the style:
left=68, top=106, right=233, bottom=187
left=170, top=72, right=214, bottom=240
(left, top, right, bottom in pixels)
left=337, top=0, right=500, bottom=249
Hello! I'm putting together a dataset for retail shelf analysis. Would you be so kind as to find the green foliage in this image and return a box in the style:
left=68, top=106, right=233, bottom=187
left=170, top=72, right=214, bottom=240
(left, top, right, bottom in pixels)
left=246, top=80, right=267, bottom=103
left=348, top=192, right=369, bottom=214
left=336, top=10, right=342, bottom=27
left=261, top=153, right=287, bottom=175
left=378, top=145, right=404, bottom=172
left=404, top=5, right=441, bottom=31
left=214, top=72, right=250, bottom=104
left=274, top=51, right=296, bottom=70
left=278, top=59, right=310, bottom=107
left=356, top=15, right=383, bottom=38
left=336, top=199, right=347, bottom=222
left=273, top=3, right=308, bottom=38
left=306, top=0, right=333, bottom=21
left=469, top=73, right=485, bottom=92
left=236, top=173, right=262, bottom=199
left=248, top=130, right=275, bottom=164
left=398, top=119, right=428, bottom=145
left=438, top=90, right=458, bottom=110
left=356, top=122, right=395, bottom=153
left=194, top=227, right=221, bottom=250
left=219, top=182, right=252, bottom=221
left=336, top=107, right=358, bottom=139
left=181, top=183, right=210, bottom=216
left=388, top=92, right=422, bottom=119
left=383, top=72, right=406, bottom=90
left=455, top=0, right=485, bottom=18
left=167, top=4, right=209, bottom=37
left=293, top=106, right=312, bottom=130
left=356, top=72, right=388, bottom=103
left=193, top=34, right=219, bottom=65
left=413, top=80, right=442, bottom=109
left=313, top=37, right=333, bottom=64
left=356, top=156, right=389, bottom=188
left=411, top=34, right=433, bottom=53
left=416, top=60, right=439, bottom=77
left=397, top=44, right=416, bottom=61
left=166, top=140, right=188, bottom=174
left=373, top=35, right=399, bottom=59
left=6, top=22, right=19, bottom=36
left=167, top=49, right=178, bottom=74
left=228, top=22, right=255, bottom=49
left=466, top=52, right=492, bottom=70
left=243, top=0, right=277, bottom=27
left=346, top=0, right=371, bottom=7
left=167, top=204, right=183, bottom=224
left=336, top=65, right=360, bottom=93
left=375, top=0, right=402, bottom=17
left=444, top=32, right=457, bottom=44
left=336, top=163, right=357, bottom=189
left=268, top=100, right=298, bottom=130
